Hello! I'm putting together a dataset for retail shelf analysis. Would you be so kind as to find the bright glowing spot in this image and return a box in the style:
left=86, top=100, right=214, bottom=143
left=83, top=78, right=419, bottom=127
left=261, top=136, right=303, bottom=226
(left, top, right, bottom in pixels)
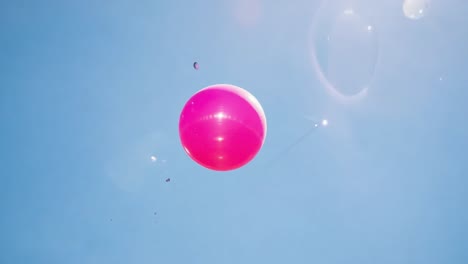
left=150, top=156, right=157, bottom=162
left=322, top=119, right=328, bottom=126
left=214, top=112, right=227, bottom=119
left=216, top=136, right=224, bottom=142
left=314, top=123, right=319, bottom=128
left=367, top=25, right=373, bottom=31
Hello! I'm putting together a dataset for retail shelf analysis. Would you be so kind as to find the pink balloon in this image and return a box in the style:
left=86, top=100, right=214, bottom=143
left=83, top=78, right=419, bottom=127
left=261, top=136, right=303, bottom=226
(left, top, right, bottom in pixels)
left=179, top=84, right=267, bottom=171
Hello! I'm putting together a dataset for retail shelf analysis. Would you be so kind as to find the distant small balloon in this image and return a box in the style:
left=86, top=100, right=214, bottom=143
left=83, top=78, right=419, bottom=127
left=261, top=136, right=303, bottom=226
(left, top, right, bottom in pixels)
left=403, top=0, right=430, bottom=20
left=179, top=84, right=267, bottom=171
left=193, top=62, right=199, bottom=70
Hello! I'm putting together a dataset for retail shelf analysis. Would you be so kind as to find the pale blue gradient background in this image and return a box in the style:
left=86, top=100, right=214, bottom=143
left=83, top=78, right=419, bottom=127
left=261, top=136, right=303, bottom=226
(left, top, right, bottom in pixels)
left=1, top=0, right=467, bottom=263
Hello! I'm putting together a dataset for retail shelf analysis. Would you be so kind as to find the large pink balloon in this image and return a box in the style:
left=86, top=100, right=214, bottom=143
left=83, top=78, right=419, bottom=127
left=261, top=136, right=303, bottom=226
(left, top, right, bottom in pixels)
left=179, top=84, right=267, bottom=171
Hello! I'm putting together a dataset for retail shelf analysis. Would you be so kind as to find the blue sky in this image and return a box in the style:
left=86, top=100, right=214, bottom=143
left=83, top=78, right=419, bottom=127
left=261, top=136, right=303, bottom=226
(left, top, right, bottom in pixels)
left=1, top=0, right=467, bottom=263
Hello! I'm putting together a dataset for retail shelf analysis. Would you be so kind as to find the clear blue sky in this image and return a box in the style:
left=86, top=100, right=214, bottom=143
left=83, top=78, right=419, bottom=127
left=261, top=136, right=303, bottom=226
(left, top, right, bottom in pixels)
left=1, top=0, right=467, bottom=263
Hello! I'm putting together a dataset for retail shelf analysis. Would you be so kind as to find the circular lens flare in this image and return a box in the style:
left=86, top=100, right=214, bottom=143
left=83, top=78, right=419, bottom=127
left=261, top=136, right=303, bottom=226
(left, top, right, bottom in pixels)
left=310, top=1, right=379, bottom=103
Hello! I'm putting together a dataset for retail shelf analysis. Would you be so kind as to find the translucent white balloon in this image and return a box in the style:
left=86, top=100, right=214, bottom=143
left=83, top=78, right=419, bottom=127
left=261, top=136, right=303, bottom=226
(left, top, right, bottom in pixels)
left=403, top=0, right=430, bottom=20
left=310, top=1, right=379, bottom=103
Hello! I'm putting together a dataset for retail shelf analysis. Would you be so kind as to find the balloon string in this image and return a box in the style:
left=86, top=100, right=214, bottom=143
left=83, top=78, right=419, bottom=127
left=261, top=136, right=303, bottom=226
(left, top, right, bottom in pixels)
left=264, top=126, right=317, bottom=169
